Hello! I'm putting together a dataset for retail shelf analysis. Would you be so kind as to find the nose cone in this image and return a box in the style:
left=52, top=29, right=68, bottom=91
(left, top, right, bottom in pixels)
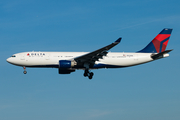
left=6, top=57, right=11, bottom=63
left=6, top=57, right=15, bottom=64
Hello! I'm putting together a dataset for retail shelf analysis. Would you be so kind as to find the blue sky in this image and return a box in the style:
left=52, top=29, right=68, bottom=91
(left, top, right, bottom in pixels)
left=0, top=0, right=180, bottom=120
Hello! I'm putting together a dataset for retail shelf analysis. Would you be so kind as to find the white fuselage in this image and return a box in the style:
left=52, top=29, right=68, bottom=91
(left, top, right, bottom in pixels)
left=6, top=51, right=157, bottom=69
left=6, top=28, right=172, bottom=79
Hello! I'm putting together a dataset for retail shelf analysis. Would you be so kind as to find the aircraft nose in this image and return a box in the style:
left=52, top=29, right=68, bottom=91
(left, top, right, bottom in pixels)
left=6, top=57, right=12, bottom=63
left=6, top=58, right=10, bottom=62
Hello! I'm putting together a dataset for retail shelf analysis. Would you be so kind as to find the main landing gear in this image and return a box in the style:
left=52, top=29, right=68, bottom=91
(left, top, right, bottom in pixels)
left=84, top=69, right=94, bottom=79
left=23, top=67, right=27, bottom=74
left=83, top=63, right=94, bottom=79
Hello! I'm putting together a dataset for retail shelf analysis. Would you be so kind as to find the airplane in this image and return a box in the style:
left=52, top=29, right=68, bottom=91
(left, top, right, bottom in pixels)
left=6, top=28, right=173, bottom=79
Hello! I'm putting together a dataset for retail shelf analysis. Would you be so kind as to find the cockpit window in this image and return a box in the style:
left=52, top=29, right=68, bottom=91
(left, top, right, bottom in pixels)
left=11, top=55, right=16, bottom=57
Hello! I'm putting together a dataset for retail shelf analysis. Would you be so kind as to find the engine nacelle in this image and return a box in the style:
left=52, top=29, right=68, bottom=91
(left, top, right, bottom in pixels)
left=59, top=60, right=76, bottom=68
left=59, top=69, right=75, bottom=74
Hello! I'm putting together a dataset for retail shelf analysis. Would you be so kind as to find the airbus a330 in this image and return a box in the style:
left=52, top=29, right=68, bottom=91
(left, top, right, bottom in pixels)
left=7, top=28, right=173, bottom=79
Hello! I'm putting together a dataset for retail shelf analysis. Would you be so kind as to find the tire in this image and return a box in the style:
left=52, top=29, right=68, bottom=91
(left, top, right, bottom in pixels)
left=23, top=71, right=27, bottom=74
left=88, top=75, right=92, bottom=79
left=84, top=72, right=88, bottom=77
left=90, top=72, right=94, bottom=77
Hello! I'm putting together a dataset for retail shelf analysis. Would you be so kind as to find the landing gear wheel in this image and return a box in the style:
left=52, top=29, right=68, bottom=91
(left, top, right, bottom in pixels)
left=84, top=72, right=88, bottom=77
left=23, top=71, right=27, bottom=74
left=88, top=72, right=94, bottom=80
left=90, top=72, right=94, bottom=77
left=88, top=75, right=92, bottom=79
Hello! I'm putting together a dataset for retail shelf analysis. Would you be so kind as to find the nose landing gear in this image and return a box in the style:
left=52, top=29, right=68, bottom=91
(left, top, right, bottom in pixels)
left=23, top=67, right=27, bottom=74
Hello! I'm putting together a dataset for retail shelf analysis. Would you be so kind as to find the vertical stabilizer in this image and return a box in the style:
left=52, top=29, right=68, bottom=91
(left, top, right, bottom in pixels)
left=138, top=28, right=173, bottom=53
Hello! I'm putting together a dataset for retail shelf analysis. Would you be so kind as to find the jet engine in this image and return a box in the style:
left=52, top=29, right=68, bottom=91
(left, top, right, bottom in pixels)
left=58, top=60, right=76, bottom=74
left=59, top=60, right=76, bottom=68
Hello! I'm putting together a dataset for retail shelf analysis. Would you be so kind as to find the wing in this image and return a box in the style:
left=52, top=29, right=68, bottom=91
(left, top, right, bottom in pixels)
left=74, top=38, right=122, bottom=65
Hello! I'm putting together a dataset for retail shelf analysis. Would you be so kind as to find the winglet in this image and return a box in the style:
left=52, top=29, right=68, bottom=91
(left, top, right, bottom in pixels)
left=115, top=37, right=122, bottom=43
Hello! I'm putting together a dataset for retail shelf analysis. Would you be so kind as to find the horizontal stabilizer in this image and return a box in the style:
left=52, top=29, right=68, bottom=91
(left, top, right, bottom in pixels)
left=151, top=49, right=173, bottom=60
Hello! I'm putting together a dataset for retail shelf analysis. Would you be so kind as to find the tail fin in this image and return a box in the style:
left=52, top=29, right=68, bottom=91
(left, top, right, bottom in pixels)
left=138, top=28, right=173, bottom=53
